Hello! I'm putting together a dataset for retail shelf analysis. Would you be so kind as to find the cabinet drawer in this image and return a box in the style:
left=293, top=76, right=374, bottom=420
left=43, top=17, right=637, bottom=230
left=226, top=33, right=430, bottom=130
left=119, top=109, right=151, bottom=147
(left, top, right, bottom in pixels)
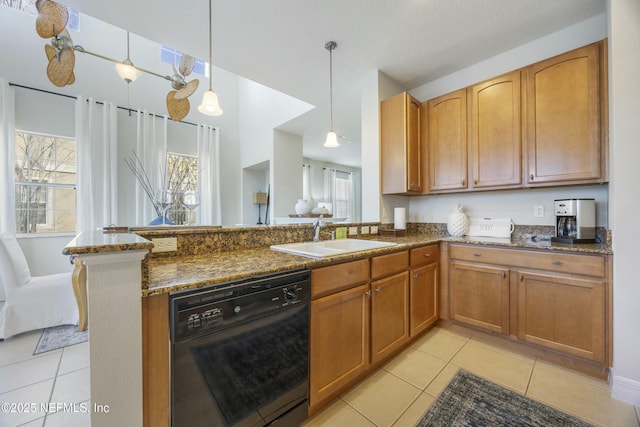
left=410, top=245, right=439, bottom=267
left=312, top=259, right=370, bottom=297
left=371, top=251, right=408, bottom=279
left=449, top=244, right=605, bottom=278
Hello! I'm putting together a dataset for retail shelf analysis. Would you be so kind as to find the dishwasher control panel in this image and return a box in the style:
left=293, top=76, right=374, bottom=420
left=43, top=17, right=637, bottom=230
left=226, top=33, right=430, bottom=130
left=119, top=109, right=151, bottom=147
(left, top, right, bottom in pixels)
left=170, top=269, right=310, bottom=341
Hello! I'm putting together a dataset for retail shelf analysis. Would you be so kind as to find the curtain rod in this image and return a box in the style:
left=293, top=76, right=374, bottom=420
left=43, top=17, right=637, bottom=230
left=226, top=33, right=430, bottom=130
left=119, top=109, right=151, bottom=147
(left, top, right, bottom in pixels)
left=8, top=82, right=200, bottom=127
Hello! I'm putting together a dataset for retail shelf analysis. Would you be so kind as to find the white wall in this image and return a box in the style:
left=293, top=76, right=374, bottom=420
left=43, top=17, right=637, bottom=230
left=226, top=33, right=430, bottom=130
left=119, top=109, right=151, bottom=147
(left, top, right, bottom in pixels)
left=608, top=0, right=640, bottom=406
left=272, top=130, right=303, bottom=219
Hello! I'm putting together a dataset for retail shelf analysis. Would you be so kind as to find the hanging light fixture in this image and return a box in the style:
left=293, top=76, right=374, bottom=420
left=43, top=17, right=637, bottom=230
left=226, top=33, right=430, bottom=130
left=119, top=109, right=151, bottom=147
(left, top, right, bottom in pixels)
left=115, top=31, right=139, bottom=83
left=323, top=41, right=339, bottom=148
left=198, top=0, right=223, bottom=116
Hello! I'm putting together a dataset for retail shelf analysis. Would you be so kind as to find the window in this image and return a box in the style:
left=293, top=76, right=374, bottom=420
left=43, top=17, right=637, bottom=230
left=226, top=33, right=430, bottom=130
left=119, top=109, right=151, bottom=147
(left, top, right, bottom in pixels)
left=2, top=1, right=80, bottom=30
left=166, top=152, right=198, bottom=225
left=333, top=171, right=352, bottom=219
left=161, top=45, right=206, bottom=76
left=14, top=131, right=77, bottom=234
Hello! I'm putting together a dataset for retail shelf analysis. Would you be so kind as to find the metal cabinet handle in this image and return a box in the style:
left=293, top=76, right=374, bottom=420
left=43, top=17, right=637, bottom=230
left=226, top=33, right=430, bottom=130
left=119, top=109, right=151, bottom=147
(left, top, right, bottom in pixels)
left=375, top=286, right=381, bottom=294
left=501, top=272, right=506, bottom=279
left=552, top=260, right=562, bottom=265
left=462, top=179, right=466, bottom=186
left=413, top=273, right=419, bottom=280
left=530, top=174, right=534, bottom=180
left=424, top=253, right=431, bottom=257
left=474, top=180, right=478, bottom=185
left=473, top=253, right=481, bottom=257
left=520, top=275, right=524, bottom=282
left=366, top=290, right=371, bottom=298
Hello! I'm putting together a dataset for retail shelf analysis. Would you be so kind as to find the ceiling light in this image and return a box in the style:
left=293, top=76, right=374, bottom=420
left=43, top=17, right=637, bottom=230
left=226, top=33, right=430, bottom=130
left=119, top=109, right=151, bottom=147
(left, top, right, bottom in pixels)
left=115, top=31, right=139, bottom=83
left=323, top=41, right=339, bottom=148
left=198, top=0, right=223, bottom=116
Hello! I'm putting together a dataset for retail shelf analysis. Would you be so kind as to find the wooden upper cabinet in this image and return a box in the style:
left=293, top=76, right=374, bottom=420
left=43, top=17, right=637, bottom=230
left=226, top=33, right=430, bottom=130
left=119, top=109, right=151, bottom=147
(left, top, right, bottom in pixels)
left=526, top=42, right=604, bottom=185
left=427, top=89, right=468, bottom=192
left=470, top=71, right=522, bottom=189
left=381, top=92, right=422, bottom=194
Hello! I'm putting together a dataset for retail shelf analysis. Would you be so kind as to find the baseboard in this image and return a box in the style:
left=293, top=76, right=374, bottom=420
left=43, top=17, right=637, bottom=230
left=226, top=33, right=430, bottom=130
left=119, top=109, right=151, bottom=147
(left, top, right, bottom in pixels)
left=610, top=368, right=640, bottom=406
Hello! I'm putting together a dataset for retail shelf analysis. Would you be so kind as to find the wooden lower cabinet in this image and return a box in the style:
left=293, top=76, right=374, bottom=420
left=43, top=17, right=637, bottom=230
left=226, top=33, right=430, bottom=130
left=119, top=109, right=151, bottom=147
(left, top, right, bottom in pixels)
left=309, top=283, right=370, bottom=409
left=449, top=260, right=510, bottom=334
left=516, top=271, right=605, bottom=363
left=448, top=243, right=611, bottom=368
left=371, top=271, right=409, bottom=364
left=410, top=262, right=438, bottom=337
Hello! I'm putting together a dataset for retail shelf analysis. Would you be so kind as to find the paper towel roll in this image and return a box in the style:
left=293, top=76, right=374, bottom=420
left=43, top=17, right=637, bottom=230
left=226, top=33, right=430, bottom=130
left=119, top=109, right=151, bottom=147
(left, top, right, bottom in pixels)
left=394, top=207, right=406, bottom=230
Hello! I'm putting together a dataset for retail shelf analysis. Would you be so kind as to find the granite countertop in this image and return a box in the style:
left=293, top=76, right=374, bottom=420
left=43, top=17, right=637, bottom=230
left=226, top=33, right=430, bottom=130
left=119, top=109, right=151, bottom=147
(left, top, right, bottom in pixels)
left=63, top=230, right=154, bottom=256
left=144, top=233, right=611, bottom=297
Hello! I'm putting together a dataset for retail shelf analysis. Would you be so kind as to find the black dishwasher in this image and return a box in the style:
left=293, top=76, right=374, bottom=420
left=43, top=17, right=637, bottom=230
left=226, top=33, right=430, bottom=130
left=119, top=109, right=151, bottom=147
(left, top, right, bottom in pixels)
left=170, top=269, right=311, bottom=427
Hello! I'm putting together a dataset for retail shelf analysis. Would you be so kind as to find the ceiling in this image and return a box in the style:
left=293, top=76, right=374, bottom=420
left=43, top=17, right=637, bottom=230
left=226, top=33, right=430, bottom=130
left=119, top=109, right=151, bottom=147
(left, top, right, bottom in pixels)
left=58, top=0, right=606, bottom=168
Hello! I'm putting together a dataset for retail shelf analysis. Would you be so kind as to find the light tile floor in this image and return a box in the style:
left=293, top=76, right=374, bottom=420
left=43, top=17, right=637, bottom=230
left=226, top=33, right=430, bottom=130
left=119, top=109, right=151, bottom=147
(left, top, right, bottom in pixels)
left=1, top=324, right=638, bottom=427
left=304, top=326, right=640, bottom=427
left=0, top=328, right=90, bottom=427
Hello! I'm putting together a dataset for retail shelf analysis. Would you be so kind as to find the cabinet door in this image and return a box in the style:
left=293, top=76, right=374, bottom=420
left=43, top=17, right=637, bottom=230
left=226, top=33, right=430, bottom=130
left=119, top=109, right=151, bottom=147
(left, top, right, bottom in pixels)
left=526, top=42, right=602, bottom=185
left=427, top=89, right=468, bottom=192
left=381, top=92, right=422, bottom=194
left=410, top=262, right=438, bottom=337
left=407, top=96, right=422, bottom=192
left=450, top=261, right=510, bottom=334
left=517, top=271, right=605, bottom=363
left=310, top=284, right=371, bottom=408
left=371, top=272, right=409, bottom=364
left=470, top=71, right=522, bottom=189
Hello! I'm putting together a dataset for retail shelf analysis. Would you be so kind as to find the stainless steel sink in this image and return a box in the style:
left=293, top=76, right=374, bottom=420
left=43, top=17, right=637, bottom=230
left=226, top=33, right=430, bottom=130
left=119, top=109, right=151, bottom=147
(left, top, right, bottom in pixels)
left=270, top=239, right=397, bottom=258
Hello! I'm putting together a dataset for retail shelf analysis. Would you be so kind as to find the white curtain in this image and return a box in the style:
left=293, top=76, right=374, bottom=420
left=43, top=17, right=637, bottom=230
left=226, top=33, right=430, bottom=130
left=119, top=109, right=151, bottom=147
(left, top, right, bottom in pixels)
left=350, top=170, right=362, bottom=222
left=0, top=78, right=16, bottom=301
left=134, top=111, right=168, bottom=225
left=75, top=96, right=118, bottom=232
left=302, top=164, right=312, bottom=200
left=197, top=125, right=221, bottom=225
left=323, top=167, right=337, bottom=214
left=0, top=78, right=15, bottom=235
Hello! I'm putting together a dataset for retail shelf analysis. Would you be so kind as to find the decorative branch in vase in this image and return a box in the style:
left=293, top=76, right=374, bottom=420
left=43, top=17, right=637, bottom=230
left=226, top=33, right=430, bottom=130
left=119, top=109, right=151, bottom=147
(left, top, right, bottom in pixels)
left=125, top=151, right=174, bottom=225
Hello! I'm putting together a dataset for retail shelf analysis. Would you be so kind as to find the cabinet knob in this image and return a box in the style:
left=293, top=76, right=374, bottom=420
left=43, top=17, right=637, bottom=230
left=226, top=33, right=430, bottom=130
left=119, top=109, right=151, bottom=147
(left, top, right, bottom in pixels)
left=530, top=174, right=534, bottom=180
left=520, top=275, right=524, bottom=282
left=375, top=286, right=381, bottom=294
left=413, top=273, right=419, bottom=280
left=502, top=272, right=506, bottom=279
left=474, top=180, right=477, bottom=185
left=366, top=290, right=371, bottom=298
left=462, top=179, right=466, bottom=186
left=424, top=253, right=431, bottom=257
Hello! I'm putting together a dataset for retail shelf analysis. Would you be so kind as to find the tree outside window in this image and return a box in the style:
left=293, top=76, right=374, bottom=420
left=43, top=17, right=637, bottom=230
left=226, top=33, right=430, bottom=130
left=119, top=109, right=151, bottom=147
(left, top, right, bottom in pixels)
left=14, top=132, right=77, bottom=234
left=166, top=152, right=198, bottom=225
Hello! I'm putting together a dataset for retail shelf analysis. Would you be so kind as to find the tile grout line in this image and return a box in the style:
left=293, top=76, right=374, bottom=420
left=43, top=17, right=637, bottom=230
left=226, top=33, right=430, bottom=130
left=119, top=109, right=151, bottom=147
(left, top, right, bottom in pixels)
left=42, top=347, right=65, bottom=425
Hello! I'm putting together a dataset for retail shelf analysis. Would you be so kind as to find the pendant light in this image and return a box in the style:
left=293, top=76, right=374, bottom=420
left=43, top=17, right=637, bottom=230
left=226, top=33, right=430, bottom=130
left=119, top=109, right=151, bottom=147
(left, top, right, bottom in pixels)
left=198, top=0, right=223, bottom=116
left=323, top=41, right=339, bottom=148
left=115, top=31, right=139, bottom=83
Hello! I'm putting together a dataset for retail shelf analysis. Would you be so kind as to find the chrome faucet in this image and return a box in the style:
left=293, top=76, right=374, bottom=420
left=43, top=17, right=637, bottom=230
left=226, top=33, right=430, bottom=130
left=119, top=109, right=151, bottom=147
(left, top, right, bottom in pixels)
left=312, top=216, right=325, bottom=242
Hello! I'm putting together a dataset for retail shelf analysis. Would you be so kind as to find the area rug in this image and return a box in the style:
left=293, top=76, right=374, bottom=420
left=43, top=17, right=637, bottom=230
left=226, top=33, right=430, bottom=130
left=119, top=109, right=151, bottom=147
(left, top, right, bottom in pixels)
left=33, top=324, right=88, bottom=355
left=416, top=370, right=595, bottom=427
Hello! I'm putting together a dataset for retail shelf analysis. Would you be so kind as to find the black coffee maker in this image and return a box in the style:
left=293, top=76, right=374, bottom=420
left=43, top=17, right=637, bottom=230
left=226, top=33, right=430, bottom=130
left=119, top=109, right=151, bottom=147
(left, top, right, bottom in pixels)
left=551, top=199, right=596, bottom=244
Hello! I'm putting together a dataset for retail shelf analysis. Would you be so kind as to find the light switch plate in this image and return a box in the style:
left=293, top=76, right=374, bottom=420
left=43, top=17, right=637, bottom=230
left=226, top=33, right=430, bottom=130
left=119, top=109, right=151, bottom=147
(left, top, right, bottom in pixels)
left=152, top=237, right=177, bottom=253
left=348, top=226, right=358, bottom=236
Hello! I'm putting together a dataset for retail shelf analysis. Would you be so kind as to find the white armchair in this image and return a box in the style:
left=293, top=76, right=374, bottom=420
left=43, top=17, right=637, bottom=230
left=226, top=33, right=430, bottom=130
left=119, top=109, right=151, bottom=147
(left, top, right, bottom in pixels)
left=0, top=233, right=78, bottom=339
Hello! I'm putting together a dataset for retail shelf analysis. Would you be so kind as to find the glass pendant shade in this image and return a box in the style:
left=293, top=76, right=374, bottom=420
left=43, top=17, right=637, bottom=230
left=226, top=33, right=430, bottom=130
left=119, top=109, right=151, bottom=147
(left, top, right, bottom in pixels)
left=198, top=89, right=223, bottom=116
left=324, top=130, right=339, bottom=148
left=115, top=58, right=139, bottom=83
